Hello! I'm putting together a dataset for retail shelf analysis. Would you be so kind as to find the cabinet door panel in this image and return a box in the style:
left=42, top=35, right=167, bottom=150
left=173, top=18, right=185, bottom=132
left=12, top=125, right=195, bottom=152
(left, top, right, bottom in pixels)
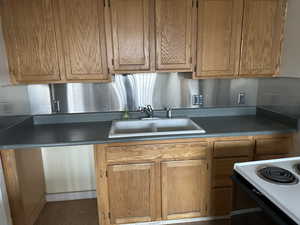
left=212, top=157, right=249, bottom=188
left=161, top=160, right=208, bottom=219
left=58, top=0, right=109, bottom=81
left=107, top=163, right=156, bottom=224
left=109, top=0, right=153, bottom=72
left=239, top=0, right=286, bottom=76
left=214, top=140, right=253, bottom=158
left=255, top=137, right=292, bottom=156
left=195, top=0, right=243, bottom=78
left=156, top=0, right=194, bottom=71
left=211, top=187, right=232, bottom=216
left=2, top=0, right=64, bottom=83
left=255, top=154, right=291, bottom=161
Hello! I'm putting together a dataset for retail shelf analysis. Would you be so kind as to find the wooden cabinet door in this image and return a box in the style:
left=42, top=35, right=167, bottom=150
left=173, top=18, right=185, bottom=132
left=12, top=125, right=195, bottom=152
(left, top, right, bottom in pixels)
left=255, top=136, right=292, bottom=156
left=155, top=0, right=194, bottom=71
left=108, top=0, right=154, bottom=72
left=107, top=163, right=157, bottom=224
left=211, top=187, right=232, bottom=216
left=161, top=160, right=209, bottom=219
left=195, top=0, right=243, bottom=78
left=1, top=0, right=64, bottom=83
left=212, top=157, right=249, bottom=188
left=239, top=0, right=287, bottom=77
left=58, top=0, right=109, bottom=81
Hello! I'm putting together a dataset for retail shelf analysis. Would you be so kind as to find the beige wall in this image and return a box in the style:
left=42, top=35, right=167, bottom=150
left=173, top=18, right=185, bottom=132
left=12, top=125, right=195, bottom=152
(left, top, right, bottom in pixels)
left=280, top=0, right=300, bottom=77
left=41, top=145, right=96, bottom=194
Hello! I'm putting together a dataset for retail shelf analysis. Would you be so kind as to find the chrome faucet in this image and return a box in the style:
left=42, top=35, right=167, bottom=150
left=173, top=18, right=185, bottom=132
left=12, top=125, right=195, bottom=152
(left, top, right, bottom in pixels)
left=139, top=105, right=154, bottom=118
left=166, top=106, right=172, bottom=118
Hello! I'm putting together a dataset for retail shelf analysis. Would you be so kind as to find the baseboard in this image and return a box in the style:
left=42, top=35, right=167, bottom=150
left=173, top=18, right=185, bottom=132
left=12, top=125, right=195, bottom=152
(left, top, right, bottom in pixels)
left=122, top=216, right=230, bottom=225
left=46, top=190, right=96, bottom=202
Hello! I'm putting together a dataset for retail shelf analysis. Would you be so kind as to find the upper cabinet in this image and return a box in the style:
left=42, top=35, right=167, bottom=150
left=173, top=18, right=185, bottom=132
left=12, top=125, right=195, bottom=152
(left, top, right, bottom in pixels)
left=1, top=0, right=288, bottom=83
left=195, top=0, right=243, bottom=78
left=1, top=0, right=109, bottom=84
left=195, top=0, right=287, bottom=79
left=239, top=0, right=287, bottom=77
left=155, top=0, right=195, bottom=71
left=58, top=0, right=109, bottom=81
left=1, top=0, right=64, bottom=83
left=106, top=0, right=155, bottom=73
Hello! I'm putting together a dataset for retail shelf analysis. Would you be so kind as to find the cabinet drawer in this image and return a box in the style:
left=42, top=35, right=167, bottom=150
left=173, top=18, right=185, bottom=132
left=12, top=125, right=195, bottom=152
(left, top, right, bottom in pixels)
left=213, top=140, right=253, bottom=158
left=212, top=157, right=249, bottom=188
left=255, top=137, right=292, bottom=156
left=106, top=142, right=208, bottom=163
left=211, top=187, right=232, bottom=216
left=255, top=154, right=292, bottom=161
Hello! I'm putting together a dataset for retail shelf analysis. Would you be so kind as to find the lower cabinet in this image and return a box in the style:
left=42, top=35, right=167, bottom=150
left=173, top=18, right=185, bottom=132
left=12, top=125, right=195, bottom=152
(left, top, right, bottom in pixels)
left=95, top=134, right=294, bottom=225
left=107, top=163, right=156, bottom=224
left=254, top=135, right=294, bottom=160
left=210, top=138, right=254, bottom=216
left=95, top=140, right=211, bottom=225
left=211, top=187, right=232, bottom=216
left=161, top=160, right=209, bottom=219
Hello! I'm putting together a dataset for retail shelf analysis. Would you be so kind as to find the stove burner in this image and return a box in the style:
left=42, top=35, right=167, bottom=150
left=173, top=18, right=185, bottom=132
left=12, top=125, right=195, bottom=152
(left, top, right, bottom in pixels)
left=295, top=164, right=300, bottom=174
left=258, top=166, right=298, bottom=185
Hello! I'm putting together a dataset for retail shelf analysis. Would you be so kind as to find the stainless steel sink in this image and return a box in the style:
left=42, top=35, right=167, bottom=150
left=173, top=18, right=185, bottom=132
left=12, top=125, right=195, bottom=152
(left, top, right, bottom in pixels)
left=108, top=118, right=206, bottom=138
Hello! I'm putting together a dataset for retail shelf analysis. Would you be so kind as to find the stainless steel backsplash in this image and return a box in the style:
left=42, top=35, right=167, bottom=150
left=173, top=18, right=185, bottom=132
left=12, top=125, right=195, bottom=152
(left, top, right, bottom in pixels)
left=4, top=73, right=300, bottom=116
left=27, top=73, right=259, bottom=114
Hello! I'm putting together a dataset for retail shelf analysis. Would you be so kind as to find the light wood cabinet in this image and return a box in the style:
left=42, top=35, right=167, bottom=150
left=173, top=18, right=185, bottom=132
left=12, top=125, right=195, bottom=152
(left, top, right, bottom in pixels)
left=161, top=160, right=208, bottom=219
left=58, top=0, right=109, bottom=81
left=239, top=0, right=287, bottom=77
left=254, top=134, right=293, bottom=160
left=95, top=135, right=294, bottom=224
left=210, top=138, right=254, bottom=216
left=1, top=0, right=64, bottom=83
left=211, top=187, right=232, bottom=216
left=195, top=0, right=286, bottom=78
left=212, top=157, right=249, bottom=188
left=95, top=139, right=210, bottom=225
left=106, top=0, right=155, bottom=72
left=155, top=0, right=195, bottom=71
left=0, top=149, right=46, bottom=225
left=107, top=163, right=156, bottom=224
left=195, top=0, right=243, bottom=78
left=1, top=0, right=110, bottom=84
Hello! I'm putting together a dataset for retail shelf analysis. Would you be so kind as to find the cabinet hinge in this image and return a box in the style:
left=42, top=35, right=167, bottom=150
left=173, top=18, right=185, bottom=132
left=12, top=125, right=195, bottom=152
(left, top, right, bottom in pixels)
left=106, top=170, right=108, bottom=177
left=112, top=59, right=115, bottom=66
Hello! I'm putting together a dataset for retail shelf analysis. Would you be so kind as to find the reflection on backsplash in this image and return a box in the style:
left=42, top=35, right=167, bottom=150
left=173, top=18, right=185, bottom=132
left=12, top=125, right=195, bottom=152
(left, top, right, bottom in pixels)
left=257, top=77, right=300, bottom=117
left=29, top=73, right=259, bottom=114
left=258, top=77, right=300, bottom=106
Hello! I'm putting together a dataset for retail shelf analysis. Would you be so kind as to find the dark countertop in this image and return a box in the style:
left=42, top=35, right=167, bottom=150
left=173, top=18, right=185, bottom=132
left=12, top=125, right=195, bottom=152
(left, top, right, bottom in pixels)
left=0, top=114, right=296, bottom=150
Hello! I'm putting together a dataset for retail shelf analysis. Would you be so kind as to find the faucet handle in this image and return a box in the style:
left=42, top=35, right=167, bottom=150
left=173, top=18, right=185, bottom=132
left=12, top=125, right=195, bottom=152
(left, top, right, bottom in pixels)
left=146, top=105, right=153, bottom=112
left=165, top=106, right=172, bottom=118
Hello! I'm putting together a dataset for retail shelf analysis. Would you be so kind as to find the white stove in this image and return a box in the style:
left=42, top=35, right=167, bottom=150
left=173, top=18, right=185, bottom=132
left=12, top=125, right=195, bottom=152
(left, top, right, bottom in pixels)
left=234, top=157, right=300, bottom=224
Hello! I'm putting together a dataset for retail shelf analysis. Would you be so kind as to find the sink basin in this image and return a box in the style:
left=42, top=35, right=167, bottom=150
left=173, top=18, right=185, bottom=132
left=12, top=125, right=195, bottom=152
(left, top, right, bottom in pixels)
left=108, top=118, right=206, bottom=138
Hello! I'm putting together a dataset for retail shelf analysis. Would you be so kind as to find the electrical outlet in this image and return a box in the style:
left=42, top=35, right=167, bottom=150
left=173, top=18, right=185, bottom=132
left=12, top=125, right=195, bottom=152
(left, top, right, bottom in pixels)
left=237, top=91, right=246, bottom=105
left=192, top=95, right=204, bottom=106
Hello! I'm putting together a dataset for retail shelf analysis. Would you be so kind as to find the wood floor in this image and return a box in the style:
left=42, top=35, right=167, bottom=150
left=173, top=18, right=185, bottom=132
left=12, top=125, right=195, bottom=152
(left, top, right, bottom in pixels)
left=34, top=199, right=229, bottom=225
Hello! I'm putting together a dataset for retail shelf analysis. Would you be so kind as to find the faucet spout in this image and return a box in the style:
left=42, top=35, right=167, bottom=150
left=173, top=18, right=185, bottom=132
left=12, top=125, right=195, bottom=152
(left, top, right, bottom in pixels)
left=139, top=105, right=154, bottom=118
